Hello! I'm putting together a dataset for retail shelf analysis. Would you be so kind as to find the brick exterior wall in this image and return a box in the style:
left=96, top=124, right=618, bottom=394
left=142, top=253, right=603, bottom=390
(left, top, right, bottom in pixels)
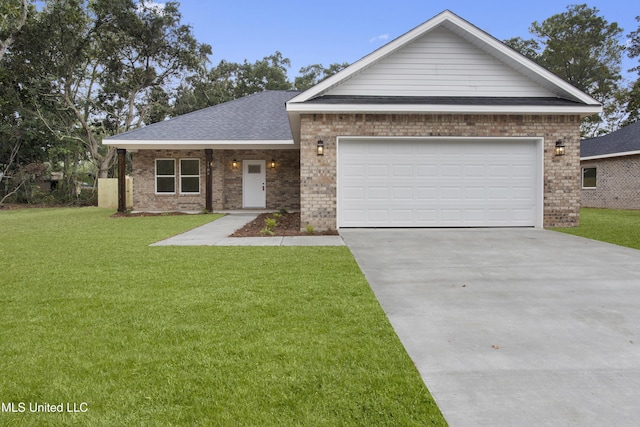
left=300, top=113, right=582, bottom=231
left=221, top=149, right=300, bottom=210
left=581, top=155, right=640, bottom=209
left=132, top=149, right=299, bottom=211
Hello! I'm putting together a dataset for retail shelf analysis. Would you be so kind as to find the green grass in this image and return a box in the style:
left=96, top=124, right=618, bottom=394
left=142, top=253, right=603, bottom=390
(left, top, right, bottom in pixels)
left=0, top=208, right=445, bottom=426
left=553, top=208, right=640, bottom=249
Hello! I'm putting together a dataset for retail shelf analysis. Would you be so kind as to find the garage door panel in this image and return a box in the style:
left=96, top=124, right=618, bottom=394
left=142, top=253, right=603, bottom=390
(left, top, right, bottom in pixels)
left=342, top=164, right=365, bottom=177
left=441, top=186, right=462, bottom=199
left=368, top=164, right=389, bottom=177
left=368, top=210, right=390, bottom=222
left=465, top=187, right=486, bottom=199
left=392, top=187, right=414, bottom=200
left=342, top=186, right=365, bottom=200
left=368, top=187, right=389, bottom=200
left=441, top=164, right=462, bottom=176
left=417, top=186, right=438, bottom=200
left=392, top=164, right=413, bottom=177
left=465, top=165, right=486, bottom=177
left=338, top=139, right=538, bottom=227
left=417, top=165, right=438, bottom=176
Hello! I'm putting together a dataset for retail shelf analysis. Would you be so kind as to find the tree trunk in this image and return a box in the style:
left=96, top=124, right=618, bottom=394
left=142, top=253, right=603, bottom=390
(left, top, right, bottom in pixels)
left=97, top=146, right=117, bottom=179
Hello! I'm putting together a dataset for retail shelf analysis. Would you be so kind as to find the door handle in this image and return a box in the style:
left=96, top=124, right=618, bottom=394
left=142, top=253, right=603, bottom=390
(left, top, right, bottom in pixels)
left=262, top=183, right=265, bottom=191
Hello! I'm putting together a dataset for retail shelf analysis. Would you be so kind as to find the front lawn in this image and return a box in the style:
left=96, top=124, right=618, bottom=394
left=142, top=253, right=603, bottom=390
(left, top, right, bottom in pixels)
left=0, top=208, right=445, bottom=426
left=553, top=208, right=640, bottom=249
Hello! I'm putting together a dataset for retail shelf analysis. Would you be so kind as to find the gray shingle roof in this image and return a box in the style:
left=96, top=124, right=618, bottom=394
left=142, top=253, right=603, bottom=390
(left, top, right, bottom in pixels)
left=581, top=121, right=640, bottom=158
left=107, top=90, right=301, bottom=141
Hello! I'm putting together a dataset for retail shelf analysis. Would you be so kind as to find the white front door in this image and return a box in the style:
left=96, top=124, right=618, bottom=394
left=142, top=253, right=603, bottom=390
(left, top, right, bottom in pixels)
left=243, top=160, right=266, bottom=208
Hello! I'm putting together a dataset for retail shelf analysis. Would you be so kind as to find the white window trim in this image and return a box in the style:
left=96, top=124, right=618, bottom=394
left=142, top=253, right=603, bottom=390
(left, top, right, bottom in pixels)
left=582, top=167, right=597, bottom=189
left=155, top=158, right=176, bottom=194
left=179, top=158, right=200, bottom=195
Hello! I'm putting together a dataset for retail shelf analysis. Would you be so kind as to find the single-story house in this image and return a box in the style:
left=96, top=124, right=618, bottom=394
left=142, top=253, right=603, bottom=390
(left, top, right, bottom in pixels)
left=580, top=121, right=640, bottom=209
left=105, top=10, right=602, bottom=230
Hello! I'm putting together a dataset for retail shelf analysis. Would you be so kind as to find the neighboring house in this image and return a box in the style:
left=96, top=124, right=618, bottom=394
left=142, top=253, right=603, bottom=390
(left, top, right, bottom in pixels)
left=580, top=121, right=640, bottom=209
left=105, top=10, right=601, bottom=230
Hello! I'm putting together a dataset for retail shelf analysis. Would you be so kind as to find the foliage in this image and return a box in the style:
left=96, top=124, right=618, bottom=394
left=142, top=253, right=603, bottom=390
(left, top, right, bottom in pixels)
left=553, top=208, right=640, bottom=250
left=305, top=224, right=315, bottom=234
left=173, top=54, right=351, bottom=115
left=0, top=208, right=446, bottom=425
left=624, top=16, right=640, bottom=125
left=173, top=52, right=294, bottom=115
left=260, top=215, right=278, bottom=235
left=0, top=0, right=29, bottom=61
left=5, top=0, right=211, bottom=179
left=0, top=162, right=48, bottom=205
left=294, top=62, right=349, bottom=90
left=504, top=4, right=626, bottom=136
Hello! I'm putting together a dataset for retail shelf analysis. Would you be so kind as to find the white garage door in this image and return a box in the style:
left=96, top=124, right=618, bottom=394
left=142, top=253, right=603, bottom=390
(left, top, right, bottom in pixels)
left=338, top=138, right=540, bottom=227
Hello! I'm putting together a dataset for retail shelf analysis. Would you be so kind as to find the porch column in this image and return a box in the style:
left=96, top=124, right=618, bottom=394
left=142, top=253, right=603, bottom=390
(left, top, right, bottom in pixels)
left=117, top=148, right=126, bottom=213
left=205, top=148, right=213, bottom=212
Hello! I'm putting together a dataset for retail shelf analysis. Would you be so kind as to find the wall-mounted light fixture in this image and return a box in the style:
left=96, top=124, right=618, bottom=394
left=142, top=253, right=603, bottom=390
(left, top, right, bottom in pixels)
left=270, top=159, right=276, bottom=169
left=232, top=159, right=238, bottom=168
left=317, top=140, right=324, bottom=156
left=555, top=140, right=566, bottom=156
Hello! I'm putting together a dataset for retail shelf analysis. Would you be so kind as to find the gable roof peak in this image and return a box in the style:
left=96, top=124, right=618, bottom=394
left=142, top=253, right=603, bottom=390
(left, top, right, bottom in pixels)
left=287, top=10, right=600, bottom=107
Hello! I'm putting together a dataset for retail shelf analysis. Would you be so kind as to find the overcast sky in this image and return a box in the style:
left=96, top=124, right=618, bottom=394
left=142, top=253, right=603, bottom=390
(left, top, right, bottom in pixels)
left=170, top=0, right=637, bottom=82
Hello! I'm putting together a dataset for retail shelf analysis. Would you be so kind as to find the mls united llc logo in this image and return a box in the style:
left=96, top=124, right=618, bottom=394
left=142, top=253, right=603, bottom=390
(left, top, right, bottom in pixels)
left=1, top=402, right=88, bottom=413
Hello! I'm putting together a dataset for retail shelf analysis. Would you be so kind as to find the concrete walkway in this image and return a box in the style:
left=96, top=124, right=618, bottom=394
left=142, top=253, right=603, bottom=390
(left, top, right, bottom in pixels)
left=341, top=228, right=640, bottom=427
left=150, top=213, right=345, bottom=246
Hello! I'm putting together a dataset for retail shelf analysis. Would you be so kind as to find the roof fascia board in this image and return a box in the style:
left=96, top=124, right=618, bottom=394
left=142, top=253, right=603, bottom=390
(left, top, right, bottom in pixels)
left=581, top=150, right=640, bottom=161
left=286, top=103, right=602, bottom=115
left=103, top=140, right=297, bottom=150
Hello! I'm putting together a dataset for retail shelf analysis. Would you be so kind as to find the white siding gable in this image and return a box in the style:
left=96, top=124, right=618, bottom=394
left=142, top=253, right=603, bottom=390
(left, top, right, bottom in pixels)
left=326, top=26, right=556, bottom=98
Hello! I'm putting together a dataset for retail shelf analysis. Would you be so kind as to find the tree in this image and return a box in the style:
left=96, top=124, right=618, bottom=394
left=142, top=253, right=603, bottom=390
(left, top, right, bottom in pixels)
left=0, top=4, right=55, bottom=197
left=624, top=16, right=640, bottom=124
left=503, top=37, right=540, bottom=61
left=0, top=0, right=29, bottom=62
left=235, top=51, right=292, bottom=95
left=173, top=52, right=293, bottom=115
left=173, top=60, right=243, bottom=115
left=10, top=0, right=211, bottom=179
left=294, top=63, right=349, bottom=91
left=505, top=4, right=626, bottom=136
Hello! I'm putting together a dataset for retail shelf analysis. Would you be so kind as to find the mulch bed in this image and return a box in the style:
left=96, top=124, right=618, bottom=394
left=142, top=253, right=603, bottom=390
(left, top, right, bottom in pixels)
left=231, top=212, right=338, bottom=237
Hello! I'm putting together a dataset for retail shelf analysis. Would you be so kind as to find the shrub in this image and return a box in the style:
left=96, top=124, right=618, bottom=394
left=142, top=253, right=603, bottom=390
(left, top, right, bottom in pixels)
left=265, top=217, right=277, bottom=229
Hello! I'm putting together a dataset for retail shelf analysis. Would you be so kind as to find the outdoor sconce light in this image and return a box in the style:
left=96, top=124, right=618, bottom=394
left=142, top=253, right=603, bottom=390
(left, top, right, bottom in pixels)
left=555, top=140, right=566, bottom=156
left=270, top=159, right=276, bottom=169
left=317, top=140, right=324, bottom=156
left=232, top=159, right=238, bottom=168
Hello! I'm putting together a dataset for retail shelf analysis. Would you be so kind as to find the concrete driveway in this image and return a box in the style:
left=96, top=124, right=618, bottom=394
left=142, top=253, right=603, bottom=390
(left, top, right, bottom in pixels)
left=340, top=228, right=640, bottom=427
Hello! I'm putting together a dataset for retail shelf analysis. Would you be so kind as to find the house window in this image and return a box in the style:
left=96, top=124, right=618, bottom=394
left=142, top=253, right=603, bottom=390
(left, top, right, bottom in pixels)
left=156, top=159, right=175, bottom=193
left=180, top=159, right=200, bottom=194
left=582, top=167, right=596, bottom=188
